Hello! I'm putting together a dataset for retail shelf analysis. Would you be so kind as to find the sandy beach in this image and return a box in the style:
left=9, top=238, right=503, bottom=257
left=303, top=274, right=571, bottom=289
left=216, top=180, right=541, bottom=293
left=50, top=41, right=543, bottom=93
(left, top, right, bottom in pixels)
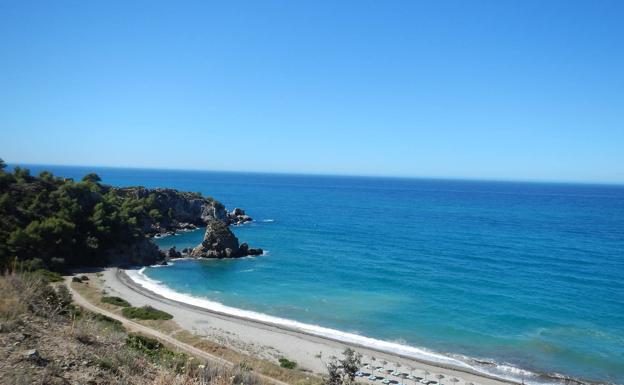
left=90, top=267, right=517, bottom=385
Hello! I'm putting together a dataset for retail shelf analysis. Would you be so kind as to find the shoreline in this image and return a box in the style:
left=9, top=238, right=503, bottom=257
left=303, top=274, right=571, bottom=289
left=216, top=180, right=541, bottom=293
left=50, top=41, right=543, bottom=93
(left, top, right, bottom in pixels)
left=105, top=267, right=523, bottom=385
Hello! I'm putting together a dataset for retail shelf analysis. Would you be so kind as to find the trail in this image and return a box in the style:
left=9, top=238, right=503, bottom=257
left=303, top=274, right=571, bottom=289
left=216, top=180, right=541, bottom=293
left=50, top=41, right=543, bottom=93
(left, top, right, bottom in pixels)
left=64, top=276, right=292, bottom=385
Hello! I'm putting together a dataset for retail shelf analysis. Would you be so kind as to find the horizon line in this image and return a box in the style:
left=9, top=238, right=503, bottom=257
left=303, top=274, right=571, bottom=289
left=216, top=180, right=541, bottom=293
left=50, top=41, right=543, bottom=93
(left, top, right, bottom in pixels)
left=6, top=160, right=624, bottom=187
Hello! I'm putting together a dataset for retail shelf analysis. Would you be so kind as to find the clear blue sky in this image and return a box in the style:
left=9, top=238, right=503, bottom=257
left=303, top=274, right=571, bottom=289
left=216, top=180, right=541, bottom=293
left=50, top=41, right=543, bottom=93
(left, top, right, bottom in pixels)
left=1, top=1, right=623, bottom=183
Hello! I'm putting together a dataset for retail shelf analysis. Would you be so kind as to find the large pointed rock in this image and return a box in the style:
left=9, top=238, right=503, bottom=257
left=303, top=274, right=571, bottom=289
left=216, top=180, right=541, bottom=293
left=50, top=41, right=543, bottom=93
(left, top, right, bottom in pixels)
left=191, top=219, right=241, bottom=258
left=191, top=219, right=263, bottom=259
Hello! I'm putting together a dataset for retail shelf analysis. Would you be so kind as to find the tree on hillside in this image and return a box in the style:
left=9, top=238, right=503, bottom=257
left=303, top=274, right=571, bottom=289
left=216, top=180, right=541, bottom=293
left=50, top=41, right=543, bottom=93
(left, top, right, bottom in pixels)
left=82, top=173, right=102, bottom=183
left=341, top=348, right=362, bottom=383
left=325, top=359, right=343, bottom=385
left=323, top=348, right=363, bottom=385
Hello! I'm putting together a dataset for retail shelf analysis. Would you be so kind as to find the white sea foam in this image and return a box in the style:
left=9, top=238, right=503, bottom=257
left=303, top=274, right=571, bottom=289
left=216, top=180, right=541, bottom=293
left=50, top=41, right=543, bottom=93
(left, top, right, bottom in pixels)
left=125, top=267, right=557, bottom=385
left=261, top=219, right=275, bottom=223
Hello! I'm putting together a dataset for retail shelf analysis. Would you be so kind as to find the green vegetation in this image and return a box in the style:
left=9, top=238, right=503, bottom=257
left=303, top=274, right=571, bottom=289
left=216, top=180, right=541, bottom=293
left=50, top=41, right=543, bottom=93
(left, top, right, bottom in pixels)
left=91, top=312, right=125, bottom=332
left=72, top=274, right=91, bottom=283
left=0, top=159, right=221, bottom=272
left=324, top=348, right=362, bottom=385
left=0, top=162, right=153, bottom=270
left=122, top=305, right=173, bottom=320
left=278, top=357, right=297, bottom=369
left=31, top=268, right=64, bottom=282
left=127, top=333, right=188, bottom=372
left=101, top=295, right=131, bottom=307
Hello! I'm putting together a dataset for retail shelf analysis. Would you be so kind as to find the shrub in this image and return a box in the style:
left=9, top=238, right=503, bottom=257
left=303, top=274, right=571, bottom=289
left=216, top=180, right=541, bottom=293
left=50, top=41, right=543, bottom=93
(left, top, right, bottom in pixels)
left=279, top=357, right=297, bottom=369
left=80, top=275, right=89, bottom=281
left=97, top=357, right=114, bottom=370
left=92, top=313, right=125, bottom=332
left=101, top=296, right=131, bottom=307
left=72, top=276, right=82, bottom=282
left=122, top=305, right=173, bottom=320
left=0, top=273, right=72, bottom=322
left=32, top=269, right=63, bottom=283
left=340, top=348, right=362, bottom=382
left=127, top=333, right=163, bottom=353
left=126, top=333, right=187, bottom=372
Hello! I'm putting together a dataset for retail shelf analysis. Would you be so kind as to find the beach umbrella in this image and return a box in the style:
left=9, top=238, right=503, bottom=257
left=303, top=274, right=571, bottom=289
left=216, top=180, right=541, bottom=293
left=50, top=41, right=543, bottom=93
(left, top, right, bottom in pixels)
left=423, top=370, right=430, bottom=382
left=382, top=360, right=388, bottom=373
left=436, top=374, right=445, bottom=385
left=450, top=377, right=459, bottom=385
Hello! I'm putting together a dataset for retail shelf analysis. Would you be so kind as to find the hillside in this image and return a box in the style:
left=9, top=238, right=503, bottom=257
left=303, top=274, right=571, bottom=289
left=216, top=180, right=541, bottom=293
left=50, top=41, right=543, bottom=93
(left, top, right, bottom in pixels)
left=0, top=160, right=223, bottom=271
left=0, top=272, right=262, bottom=385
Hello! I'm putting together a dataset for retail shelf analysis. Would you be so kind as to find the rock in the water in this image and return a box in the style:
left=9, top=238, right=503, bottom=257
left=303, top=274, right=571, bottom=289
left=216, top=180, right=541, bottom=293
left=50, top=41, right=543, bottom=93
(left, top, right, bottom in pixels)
left=166, top=246, right=182, bottom=259
left=191, top=219, right=241, bottom=258
left=247, top=248, right=263, bottom=256
left=191, top=220, right=262, bottom=259
left=238, top=243, right=263, bottom=255
left=227, top=207, right=253, bottom=225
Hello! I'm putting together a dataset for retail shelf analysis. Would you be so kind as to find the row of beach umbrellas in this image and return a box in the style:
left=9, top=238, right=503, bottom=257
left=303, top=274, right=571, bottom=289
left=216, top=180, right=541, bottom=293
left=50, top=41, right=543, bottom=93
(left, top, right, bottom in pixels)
left=358, top=356, right=468, bottom=385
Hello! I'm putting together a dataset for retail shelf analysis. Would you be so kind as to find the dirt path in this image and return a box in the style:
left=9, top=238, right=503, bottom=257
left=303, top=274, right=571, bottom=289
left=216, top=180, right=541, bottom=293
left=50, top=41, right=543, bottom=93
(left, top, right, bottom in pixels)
left=65, top=277, right=292, bottom=385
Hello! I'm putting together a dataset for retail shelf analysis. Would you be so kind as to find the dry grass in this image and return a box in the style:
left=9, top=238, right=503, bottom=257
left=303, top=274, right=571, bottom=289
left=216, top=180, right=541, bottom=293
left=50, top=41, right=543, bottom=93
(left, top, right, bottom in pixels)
left=71, top=277, right=122, bottom=313
left=0, top=274, right=28, bottom=325
left=1, top=272, right=271, bottom=385
left=1, top=271, right=70, bottom=327
left=175, top=330, right=322, bottom=385
left=152, top=364, right=263, bottom=385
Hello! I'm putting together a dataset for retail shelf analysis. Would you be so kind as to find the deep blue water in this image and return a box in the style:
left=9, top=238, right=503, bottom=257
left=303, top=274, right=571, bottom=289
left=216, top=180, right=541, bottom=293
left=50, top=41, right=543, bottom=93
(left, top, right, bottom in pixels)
left=21, top=165, right=624, bottom=384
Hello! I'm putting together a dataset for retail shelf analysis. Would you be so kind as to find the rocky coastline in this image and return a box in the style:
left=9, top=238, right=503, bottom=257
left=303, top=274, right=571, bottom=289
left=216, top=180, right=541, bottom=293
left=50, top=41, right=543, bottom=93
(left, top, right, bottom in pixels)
left=110, top=186, right=229, bottom=237
left=129, top=187, right=262, bottom=261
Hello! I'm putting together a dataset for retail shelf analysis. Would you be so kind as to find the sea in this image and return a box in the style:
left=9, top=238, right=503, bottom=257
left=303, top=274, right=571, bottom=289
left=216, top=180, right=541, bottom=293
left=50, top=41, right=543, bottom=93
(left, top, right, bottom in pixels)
left=21, top=165, right=624, bottom=385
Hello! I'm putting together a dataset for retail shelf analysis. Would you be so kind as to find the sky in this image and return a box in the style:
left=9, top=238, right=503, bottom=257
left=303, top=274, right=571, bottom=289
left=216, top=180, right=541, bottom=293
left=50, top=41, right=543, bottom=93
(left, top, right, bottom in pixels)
left=1, top=1, right=623, bottom=183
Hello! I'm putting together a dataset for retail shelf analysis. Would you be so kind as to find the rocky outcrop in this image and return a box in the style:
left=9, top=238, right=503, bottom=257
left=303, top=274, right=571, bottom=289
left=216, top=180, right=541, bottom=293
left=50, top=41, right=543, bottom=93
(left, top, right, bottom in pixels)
left=165, top=246, right=182, bottom=259
left=239, top=242, right=263, bottom=256
left=109, top=187, right=228, bottom=236
left=108, top=187, right=262, bottom=260
left=191, top=219, right=263, bottom=259
left=227, top=207, right=253, bottom=225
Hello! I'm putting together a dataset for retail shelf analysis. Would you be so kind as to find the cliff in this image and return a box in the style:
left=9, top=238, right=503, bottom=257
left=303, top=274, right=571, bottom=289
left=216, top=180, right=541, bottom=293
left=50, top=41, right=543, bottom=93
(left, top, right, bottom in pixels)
left=110, top=186, right=228, bottom=236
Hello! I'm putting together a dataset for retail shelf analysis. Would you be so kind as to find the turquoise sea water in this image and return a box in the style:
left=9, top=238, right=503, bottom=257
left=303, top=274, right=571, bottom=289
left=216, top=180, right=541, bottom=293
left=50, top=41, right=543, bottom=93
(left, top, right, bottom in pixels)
left=25, top=165, right=624, bottom=384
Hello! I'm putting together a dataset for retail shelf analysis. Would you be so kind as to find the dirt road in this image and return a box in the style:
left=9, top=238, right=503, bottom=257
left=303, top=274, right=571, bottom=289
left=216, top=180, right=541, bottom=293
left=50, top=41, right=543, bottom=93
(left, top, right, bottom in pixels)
left=65, top=277, right=292, bottom=385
